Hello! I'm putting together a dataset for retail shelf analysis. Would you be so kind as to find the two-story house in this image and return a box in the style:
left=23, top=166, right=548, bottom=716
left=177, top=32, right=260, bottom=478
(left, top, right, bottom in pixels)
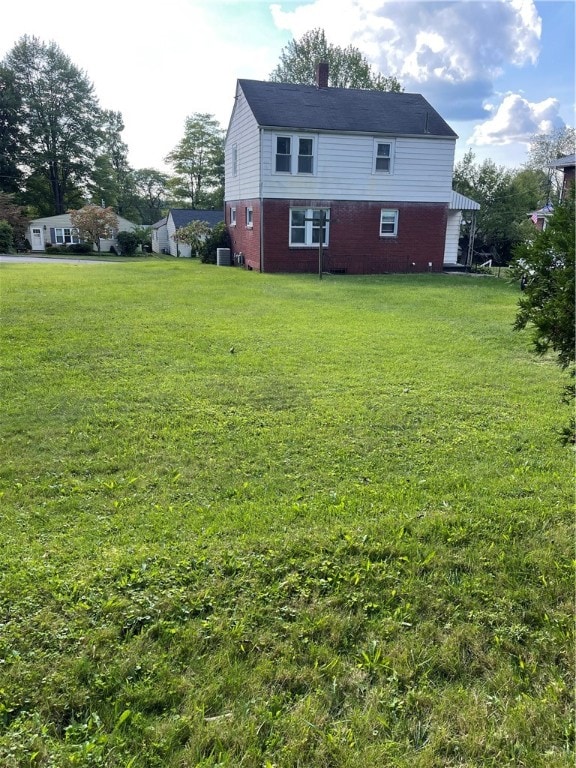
left=224, top=64, right=475, bottom=274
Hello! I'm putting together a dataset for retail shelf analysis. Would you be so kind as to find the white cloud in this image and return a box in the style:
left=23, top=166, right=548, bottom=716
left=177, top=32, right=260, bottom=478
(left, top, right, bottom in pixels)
left=469, top=93, right=566, bottom=145
left=271, top=0, right=542, bottom=118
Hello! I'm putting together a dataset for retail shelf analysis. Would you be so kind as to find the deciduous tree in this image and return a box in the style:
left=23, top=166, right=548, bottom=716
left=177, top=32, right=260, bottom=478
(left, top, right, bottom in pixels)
left=165, top=114, right=224, bottom=209
left=0, top=64, right=23, bottom=194
left=453, top=150, right=544, bottom=264
left=173, top=219, right=212, bottom=257
left=2, top=35, right=103, bottom=214
left=69, top=205, right=119, bottom=253
left=270, top=28, right=402, bottom=91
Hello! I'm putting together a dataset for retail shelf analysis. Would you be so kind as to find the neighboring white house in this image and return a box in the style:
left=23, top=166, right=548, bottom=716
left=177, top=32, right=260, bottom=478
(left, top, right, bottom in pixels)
left=224, top=63, right=479, bottom=274
left=152, top=209, right=224, bottom=257
left=27, top=213, right=137, bottom=252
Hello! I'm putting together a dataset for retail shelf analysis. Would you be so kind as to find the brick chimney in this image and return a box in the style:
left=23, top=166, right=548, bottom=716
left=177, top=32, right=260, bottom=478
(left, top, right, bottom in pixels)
left=315, top=62, right=329, bottom=88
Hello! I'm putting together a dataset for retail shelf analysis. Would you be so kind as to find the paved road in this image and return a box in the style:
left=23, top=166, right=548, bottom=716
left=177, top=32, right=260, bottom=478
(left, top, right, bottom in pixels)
left=0, top=255, right=118, bottom=265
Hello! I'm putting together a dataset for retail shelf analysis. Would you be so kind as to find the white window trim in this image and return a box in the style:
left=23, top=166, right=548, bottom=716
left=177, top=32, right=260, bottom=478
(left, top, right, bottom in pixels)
left=289, top=207, right=330, bottom=247
left=54, top=227, right=80, bottom=245
left=373, top=139, right=395, bottom=174
left=275, top=135, right=292, bottom=174
left=232, top=144, right=238, bottom=177
left=230, top=207, right=236, bottom=226
left=380, top=209, right=399, bottom=237
left=274, top=134, right=317, bottom=176
left=246, top=207, right=253, bottom=228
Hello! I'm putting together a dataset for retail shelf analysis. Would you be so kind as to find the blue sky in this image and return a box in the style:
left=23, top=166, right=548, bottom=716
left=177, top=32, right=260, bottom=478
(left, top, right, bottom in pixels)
left=1, top=0, right=574, bottom=172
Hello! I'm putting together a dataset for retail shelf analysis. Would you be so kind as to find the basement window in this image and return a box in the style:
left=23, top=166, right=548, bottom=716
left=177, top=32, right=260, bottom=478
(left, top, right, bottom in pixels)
left=380, top=209, right=398, bottom=237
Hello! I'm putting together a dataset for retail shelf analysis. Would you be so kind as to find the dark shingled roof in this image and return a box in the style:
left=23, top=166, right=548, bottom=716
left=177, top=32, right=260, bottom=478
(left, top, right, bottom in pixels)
left=238, top=80, right=457, bottom=138
left=170, top=209, right=224, bottom=228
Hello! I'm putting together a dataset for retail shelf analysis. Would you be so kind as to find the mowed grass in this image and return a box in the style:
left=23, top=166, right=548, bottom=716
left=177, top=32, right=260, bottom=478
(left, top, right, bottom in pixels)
left=0, top=260, right=573, bottom=767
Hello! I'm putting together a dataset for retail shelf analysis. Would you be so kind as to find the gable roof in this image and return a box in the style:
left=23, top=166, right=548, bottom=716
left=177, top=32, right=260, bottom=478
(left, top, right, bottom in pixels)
left=238, top=79, right=457, bottom=138
left=549, top=154, right=575, bottom=168
left=168, top=209, right=224, bottom=229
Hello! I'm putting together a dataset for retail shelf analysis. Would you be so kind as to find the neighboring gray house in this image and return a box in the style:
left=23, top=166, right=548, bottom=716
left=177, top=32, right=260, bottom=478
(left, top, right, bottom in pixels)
left=152, top=209, right=224, bottom=257
left=27, top=213, right=137, bottom=252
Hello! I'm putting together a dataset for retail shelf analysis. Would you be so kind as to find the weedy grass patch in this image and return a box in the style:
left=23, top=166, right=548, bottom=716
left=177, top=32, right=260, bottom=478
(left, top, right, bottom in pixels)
left=0, top=260, right=573, bottom=767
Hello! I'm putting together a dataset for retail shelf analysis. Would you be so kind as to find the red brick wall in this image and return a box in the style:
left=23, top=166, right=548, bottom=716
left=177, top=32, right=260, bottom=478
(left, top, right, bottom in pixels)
left=225, top=200, right=261, bottom=270
left=226, top=199, right=448, bottom=274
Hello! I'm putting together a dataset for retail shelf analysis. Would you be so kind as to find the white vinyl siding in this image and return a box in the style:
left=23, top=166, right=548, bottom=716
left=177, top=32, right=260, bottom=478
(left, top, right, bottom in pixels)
left=443, top=210, right=462, bottom=265
left=261, top=132, right=455, bottom=203
left=224, top=86, right=261, bottom=201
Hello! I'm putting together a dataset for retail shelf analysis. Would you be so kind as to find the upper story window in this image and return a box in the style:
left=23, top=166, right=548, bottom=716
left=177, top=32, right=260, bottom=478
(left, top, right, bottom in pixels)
left=232, top=144, right=238, bottom=176
left=373, top=140, right=394, bottom=173
left=275, top=134, right=316, bottom=175
left=380, top=209, right=398, bottom=237
left=298, top=138, right=314, bottom=173
left=275, top=136, right=292, bottom=172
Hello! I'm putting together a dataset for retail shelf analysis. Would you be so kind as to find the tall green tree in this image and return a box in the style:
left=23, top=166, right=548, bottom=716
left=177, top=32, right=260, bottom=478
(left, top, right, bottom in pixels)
left=270, top=28, right=402, bottom=91
left=165, top=114, right=224, bottom=209
left=130, top=168, right=170, bottom=223
left=90, top=110, right=135, bottom=218
left=453, top=150, right=544, bottom=264
left=2, top=35, right=103, bottom=214
left=0, top=64, right=23, bottom=194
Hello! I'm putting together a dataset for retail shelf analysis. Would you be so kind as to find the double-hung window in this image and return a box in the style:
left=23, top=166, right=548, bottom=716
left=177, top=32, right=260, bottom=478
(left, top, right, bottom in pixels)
left=297, top=138, right=314, bottom=173
left=54, top=227, right=80, bottom=245
left=373, top=140, right=394, bottom=173
left=290, top=208, right=330, bottom=247
left=275, top=135, right=316, bottom=174
left=380, top=209, right=398, bottom=237
left=275, top=136, right=292, bottom=172
left=246, top=207, right=253, bottom=228
left=230, top=207, right=236, bottom=226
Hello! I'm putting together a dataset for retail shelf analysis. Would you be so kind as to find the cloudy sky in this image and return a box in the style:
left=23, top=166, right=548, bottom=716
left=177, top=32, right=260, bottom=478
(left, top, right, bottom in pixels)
left=1, top=0, right=573, bottom=172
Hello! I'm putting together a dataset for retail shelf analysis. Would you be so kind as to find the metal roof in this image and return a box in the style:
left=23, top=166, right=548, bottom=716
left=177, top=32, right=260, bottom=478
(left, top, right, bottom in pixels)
left=238, top=79, right=458, bottom=138
left=549, top=154, right=575, bottom=168
left=449, top=190, right=480, bottom=210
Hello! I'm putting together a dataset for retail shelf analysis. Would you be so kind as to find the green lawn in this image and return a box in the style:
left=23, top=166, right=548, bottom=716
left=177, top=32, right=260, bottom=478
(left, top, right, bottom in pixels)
left=0, top=260, right=573, bottom=767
